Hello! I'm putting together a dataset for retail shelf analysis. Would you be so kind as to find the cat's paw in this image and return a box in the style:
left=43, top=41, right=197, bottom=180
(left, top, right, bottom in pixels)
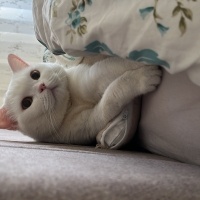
left=137, top=65, right=162, bottom=95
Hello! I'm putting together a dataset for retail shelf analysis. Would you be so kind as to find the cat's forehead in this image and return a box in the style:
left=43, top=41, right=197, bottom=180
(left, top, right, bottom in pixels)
left=26, top=63, right=54, bottom=72
left=13, top=62, right=59, bottom=77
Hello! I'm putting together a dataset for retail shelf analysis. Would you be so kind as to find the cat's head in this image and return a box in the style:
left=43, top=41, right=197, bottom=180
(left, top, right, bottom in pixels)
left=0, top=54, right=70, bottom=142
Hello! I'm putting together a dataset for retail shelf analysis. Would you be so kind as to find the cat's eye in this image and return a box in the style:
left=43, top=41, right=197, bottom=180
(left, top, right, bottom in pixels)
left=30, top=70, right=40, bottom=80
left=21, top=97, right=33, bottom=110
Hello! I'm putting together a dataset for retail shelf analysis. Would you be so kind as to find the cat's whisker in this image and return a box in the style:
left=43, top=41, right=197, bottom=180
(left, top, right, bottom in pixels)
left=47, top=67, right=67, bottom=88
left=49, top=110, right=63, bottom=143
left=57, top=73, right=67, bottom=82
left=46, top=67, right=58, bottom=82
left=44, top=111, right=60, bottom=143
left=39, top=97, right=59, bottom=142
left=47, top=72, right=56, bottom=84
left=56, top=67, right=68, bottom=80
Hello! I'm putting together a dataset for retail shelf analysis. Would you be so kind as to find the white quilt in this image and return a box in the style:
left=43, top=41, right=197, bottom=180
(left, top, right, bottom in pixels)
left=32, top=0, right=200, bottom=85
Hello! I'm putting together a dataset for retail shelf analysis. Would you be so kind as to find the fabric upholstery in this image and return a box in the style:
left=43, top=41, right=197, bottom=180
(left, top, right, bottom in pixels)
left=0, top=130, right=200, bottom=200
left=139, top=70, right=200, bottom=166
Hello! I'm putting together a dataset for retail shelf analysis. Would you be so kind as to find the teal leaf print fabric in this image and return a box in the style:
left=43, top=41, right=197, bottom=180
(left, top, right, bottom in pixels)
left=85, top=41, right=170, bottom=69
left=140, top=0, right=197, bottom=37
left=33, top=0, right=200, bottom=74
left=67, top=10, right=81, bottom=29
left=85, top=41, right=115, bottom=56
left=128, top=49, right=170, bottom=68
left=65, top=0, right=93, bottom=43
left=139, top=7, right=154, bottom=19
left=156, top=23, right=169, bottom=36
left=140, top=5, right=170, bottom=36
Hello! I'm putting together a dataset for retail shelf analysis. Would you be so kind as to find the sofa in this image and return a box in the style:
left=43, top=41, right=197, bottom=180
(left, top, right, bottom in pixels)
left=0, top=130, right=200, bottom=200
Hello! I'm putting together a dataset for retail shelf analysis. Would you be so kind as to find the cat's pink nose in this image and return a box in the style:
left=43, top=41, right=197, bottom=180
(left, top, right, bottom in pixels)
left=39, top=83, right=46, bottom=93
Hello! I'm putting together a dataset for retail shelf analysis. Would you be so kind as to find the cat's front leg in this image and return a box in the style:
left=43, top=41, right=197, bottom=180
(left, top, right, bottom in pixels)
left=92, top=65, right=162, bottom=130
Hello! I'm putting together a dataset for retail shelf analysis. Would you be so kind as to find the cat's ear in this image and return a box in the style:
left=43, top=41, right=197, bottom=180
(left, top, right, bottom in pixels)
left=0, top=107, right=18, bottom=130
left=8, top=54, right=29, bottom=73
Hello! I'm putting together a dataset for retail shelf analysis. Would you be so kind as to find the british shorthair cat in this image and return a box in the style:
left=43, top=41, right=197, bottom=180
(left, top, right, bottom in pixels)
left=0, top=54, right=161, bottom=146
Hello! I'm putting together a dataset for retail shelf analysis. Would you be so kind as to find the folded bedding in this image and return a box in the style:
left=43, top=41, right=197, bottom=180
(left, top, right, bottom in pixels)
left=33, top=0, right=200, bottom=85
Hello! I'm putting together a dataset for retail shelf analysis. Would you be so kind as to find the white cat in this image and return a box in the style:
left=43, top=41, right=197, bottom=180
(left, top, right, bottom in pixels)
left=0, top=54, right=161, bottom=145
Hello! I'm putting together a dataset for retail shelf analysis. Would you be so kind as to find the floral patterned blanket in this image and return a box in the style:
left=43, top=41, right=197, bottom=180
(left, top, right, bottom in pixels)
left=33, top=0, right=200, bottom=76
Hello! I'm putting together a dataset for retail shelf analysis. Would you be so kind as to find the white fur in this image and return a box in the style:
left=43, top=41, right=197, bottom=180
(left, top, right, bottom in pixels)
left=4, top=57, right=161, bottom=145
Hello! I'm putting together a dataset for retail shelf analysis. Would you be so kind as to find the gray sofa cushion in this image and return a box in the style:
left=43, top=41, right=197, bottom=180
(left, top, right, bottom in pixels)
left=0, top=130, right=200, bottom=200
left=139, top=70, right=200, bottom=166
